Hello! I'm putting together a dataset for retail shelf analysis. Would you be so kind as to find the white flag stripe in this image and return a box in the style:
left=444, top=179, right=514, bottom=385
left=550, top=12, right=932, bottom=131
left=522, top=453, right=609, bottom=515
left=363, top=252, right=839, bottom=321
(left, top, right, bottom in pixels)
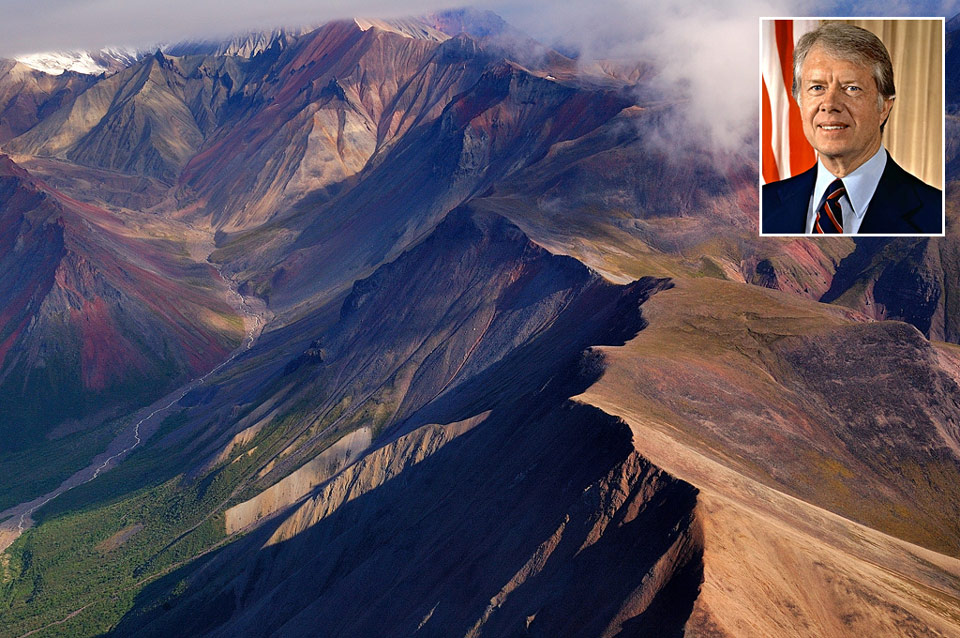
left=761, top=20, right=788, bottom=182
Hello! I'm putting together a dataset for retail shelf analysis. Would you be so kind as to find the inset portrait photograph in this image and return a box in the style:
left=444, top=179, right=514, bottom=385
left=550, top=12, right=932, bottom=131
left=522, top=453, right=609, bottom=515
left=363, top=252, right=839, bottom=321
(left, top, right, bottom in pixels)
left=760, top=18, right=945, bottom=236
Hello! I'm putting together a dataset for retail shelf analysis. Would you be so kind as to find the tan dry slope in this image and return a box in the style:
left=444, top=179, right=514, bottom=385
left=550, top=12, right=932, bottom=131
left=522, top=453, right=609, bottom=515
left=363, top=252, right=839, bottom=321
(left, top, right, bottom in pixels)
left=576, top=277, right=960, bottom=638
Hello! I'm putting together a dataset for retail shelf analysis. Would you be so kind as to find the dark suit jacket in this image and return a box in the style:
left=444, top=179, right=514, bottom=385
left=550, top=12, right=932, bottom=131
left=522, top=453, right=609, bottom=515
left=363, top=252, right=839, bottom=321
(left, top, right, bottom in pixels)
left=761, top=156, right=942, bottom=234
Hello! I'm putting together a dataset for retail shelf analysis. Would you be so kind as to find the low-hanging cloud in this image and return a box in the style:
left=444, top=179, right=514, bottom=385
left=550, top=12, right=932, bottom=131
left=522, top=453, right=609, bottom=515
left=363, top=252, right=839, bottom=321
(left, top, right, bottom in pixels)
left=492, top=0, right=812, bottom=160
left=496, top=0, right=958, bottom=155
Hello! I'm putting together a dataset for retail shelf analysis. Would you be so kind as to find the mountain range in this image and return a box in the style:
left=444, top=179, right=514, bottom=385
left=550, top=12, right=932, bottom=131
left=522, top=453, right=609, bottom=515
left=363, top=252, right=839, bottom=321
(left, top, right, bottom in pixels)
left=1, top=9, right=959, bottom=637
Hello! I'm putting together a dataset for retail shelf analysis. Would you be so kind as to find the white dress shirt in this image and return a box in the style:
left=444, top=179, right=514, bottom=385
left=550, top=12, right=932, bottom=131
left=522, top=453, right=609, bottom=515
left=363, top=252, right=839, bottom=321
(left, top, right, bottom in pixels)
left=806, top=146, right=888, bottom=234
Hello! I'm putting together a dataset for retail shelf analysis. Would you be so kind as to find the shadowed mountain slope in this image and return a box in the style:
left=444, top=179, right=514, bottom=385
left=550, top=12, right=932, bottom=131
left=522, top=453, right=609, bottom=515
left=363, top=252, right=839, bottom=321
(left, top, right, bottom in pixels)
left=116, top=406, right=702, bottom=638
left=178, top=20, right=490, bottom=230
left=97, top=209, right=702, bottom=638
left=158, top=208, right=669, bottom=512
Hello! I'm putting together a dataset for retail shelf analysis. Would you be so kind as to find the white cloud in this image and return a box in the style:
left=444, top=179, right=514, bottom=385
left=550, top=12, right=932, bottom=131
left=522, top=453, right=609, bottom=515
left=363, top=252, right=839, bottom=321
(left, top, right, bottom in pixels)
left=492, top=0, right=958, bottom=154
left=488, top=0, right=808, bottom=153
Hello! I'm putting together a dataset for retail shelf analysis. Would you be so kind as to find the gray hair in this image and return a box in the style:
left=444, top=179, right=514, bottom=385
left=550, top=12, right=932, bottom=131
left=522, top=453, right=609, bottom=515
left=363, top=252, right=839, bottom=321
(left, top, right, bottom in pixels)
left=792, top=22, right=896, bottom=111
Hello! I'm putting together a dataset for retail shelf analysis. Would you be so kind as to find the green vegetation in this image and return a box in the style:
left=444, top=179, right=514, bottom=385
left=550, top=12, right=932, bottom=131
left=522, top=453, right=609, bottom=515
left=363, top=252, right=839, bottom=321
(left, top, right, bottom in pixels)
left=0, top=312, right=196, bottom=456
left=0, top=422, right=121, bottom=512
left=694, top=256, right=729, bottom=280
left=223, top=399, right=321, bottom=505
left=0, top=364, right=380, bottom=637
left=0, top=469, right=234, bottom=638
left=0, top=406, right=300, bottom=637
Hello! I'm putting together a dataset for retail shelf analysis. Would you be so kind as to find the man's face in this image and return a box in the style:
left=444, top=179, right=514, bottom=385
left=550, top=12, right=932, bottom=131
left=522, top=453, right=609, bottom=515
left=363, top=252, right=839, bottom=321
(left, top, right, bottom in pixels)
left=798, top=45, right=894, bottom=175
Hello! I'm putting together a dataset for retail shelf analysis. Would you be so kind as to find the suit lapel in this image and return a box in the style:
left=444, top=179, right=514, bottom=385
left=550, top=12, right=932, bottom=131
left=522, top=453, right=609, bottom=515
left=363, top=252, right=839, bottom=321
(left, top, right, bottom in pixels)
left=858, top=157, right=922, bottom=234
left=773, top=167, right=816, bottom=233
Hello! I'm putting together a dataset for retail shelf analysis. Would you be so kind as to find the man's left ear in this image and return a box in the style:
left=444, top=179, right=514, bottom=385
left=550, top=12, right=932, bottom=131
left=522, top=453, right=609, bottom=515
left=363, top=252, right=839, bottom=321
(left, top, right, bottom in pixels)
left=881, top=96, right=895, bottom=128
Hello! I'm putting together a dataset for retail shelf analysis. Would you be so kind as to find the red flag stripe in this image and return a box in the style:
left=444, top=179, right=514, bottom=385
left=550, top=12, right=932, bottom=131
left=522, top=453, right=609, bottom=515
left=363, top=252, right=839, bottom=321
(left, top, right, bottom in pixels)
left=761, top=79, right=780, bottom=183
left=762, top=20, right=817, bottom=183
left=776, top=21, right=816, bottom=176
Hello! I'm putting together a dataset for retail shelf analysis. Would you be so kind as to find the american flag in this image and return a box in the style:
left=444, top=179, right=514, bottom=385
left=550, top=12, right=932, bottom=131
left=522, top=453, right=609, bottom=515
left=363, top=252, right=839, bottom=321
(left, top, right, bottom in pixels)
left=761, top=19, right=818, bottom=184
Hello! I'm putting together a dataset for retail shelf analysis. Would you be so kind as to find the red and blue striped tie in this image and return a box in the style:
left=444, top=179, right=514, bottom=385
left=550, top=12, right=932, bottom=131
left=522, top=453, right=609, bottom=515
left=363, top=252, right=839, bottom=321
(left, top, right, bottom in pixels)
left=815, top=179, right=845, bottom=234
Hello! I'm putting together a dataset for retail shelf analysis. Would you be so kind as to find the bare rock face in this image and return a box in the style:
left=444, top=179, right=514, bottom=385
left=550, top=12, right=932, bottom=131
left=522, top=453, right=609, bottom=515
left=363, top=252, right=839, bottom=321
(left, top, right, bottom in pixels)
left=212, top=46, right=632, bottom=311
left=164, top=28, right=303, bottom=58
left=821, top=234, right=960, bottom=344
left=65, top=54, right=204, bottom=181
left=7, top=55, right=207, bottom=182
left=5, top=50, right=252, bottom=183
left=178, top=20, right=469, bottom=231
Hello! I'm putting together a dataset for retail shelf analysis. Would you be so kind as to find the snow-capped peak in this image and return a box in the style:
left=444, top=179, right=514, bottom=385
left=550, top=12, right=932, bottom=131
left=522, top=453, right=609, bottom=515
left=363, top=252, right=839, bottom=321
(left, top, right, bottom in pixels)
left=16, top=47, right=144, bottom=76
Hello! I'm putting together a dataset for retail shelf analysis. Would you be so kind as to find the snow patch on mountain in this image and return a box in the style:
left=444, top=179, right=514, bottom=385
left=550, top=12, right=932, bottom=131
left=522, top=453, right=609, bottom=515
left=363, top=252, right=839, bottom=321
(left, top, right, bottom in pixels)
left=354, top=17, right=449, bottom=42
left=163, top=28, right=305, bottom=58
left=16, top=48, right=143, bottom=76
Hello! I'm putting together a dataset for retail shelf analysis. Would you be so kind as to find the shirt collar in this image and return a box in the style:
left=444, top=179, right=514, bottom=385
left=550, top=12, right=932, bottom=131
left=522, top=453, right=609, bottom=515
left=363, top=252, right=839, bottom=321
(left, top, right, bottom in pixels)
left=812, top=146, right=887, bottom=221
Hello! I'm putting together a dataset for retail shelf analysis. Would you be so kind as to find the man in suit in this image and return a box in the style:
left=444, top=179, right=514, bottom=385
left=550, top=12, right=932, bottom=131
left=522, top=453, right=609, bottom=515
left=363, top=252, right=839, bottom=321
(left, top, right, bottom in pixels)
left=762, top=23, right=942, bottom=235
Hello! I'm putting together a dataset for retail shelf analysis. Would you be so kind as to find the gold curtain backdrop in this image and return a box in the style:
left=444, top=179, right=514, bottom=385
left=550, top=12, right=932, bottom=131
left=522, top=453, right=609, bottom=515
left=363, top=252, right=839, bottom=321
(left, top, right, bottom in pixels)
left=833, top=19, right=943, bottom=189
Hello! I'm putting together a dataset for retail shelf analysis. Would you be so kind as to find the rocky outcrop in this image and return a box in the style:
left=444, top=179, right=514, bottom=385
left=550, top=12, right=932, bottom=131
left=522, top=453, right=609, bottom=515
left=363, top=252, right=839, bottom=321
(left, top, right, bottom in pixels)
left=224, top=426, right=373, bottom=534
left=179, top=20, right=464, bottom=230
left=820, top=234, right=960, bottom=344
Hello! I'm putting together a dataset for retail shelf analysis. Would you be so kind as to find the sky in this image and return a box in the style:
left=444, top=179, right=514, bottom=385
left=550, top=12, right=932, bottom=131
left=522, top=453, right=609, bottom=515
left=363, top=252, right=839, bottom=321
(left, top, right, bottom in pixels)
left=1, top=0, right=956, bottom=58
left=0, top=0, right=956, bottom=155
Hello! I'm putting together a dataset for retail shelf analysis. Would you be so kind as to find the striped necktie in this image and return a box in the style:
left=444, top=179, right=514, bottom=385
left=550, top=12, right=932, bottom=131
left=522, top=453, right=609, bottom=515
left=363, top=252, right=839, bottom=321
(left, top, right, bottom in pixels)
left=814, top=178, right=845, bottom=234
